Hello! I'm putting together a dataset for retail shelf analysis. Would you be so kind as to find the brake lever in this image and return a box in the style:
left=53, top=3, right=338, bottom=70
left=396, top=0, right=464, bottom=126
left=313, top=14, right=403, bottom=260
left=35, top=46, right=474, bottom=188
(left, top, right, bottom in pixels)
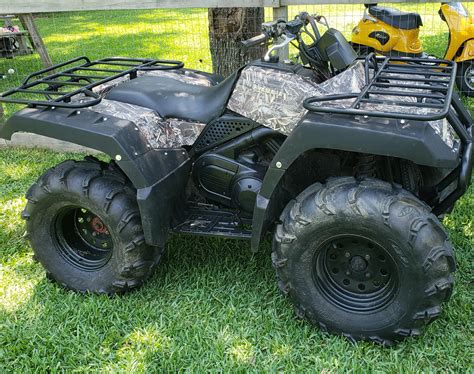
left=315, top=15, right=330, bottom=29
left=263, top=34, right=295, bottom=62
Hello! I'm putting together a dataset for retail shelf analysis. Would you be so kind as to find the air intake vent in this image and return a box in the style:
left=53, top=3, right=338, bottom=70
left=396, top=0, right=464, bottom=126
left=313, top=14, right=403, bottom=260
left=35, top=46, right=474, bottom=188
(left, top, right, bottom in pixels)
left=194, top=115, right=257, bottom=152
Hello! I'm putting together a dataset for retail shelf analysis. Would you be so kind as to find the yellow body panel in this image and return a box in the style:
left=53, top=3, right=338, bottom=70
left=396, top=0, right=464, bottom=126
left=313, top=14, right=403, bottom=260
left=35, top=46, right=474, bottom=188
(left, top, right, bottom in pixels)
left=455, top=39, right=474, bottom=62
left=440, top=3, right=474, bottom=61
left=352, top=3, right=474, bottom=62
left=352, top=18, right=422, bottom=55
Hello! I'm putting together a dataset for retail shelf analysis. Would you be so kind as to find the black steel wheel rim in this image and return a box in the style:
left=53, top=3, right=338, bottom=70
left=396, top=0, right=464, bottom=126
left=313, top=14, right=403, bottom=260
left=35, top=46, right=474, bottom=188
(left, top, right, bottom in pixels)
left=313, top=235, right=399, bottom=313
left=55, top=207, right=113, bottom=271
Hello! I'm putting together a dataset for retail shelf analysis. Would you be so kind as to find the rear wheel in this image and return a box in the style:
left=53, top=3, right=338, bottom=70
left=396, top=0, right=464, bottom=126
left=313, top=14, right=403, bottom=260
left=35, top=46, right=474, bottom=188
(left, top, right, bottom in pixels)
left=456, top=61, right=474, bottom=97
left=272, top=177, right=455, bottom=345
left=23, top=159, right=162, bottom=294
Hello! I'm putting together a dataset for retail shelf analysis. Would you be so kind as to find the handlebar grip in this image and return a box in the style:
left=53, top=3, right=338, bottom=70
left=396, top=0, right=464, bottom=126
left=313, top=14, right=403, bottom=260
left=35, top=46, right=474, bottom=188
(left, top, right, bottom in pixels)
left=241, top=33, right=270, bottom=48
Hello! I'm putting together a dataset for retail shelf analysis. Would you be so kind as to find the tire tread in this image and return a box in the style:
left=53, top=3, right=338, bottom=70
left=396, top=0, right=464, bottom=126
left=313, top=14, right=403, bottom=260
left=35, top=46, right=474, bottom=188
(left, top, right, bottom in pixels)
left=23, top=157, right=162, bottom=295
left=272, top=177, right=456, bottom=345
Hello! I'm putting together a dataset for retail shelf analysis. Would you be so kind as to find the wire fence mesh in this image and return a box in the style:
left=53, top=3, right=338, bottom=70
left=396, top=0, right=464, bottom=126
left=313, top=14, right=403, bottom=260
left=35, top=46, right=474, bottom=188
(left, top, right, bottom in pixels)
left=0, top=2, right=473, bottom=114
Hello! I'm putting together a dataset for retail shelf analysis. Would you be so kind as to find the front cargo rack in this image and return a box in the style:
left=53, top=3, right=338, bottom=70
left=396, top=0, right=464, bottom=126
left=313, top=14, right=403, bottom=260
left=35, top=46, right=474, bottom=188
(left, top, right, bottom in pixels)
left=0, top=56, right=184, bottom=109
left=304, top=54, right=457, bottom=121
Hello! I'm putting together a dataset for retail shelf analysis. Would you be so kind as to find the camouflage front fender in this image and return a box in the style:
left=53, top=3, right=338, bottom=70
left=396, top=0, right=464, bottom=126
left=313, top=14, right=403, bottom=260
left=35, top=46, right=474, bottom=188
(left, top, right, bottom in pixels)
left=250, top=111, right=460, bottom=252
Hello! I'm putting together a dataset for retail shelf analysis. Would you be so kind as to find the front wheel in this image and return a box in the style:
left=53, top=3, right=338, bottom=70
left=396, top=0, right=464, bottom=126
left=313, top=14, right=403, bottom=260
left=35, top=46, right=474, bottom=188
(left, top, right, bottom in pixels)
left=23, top=159, right=162, bottom=294
left=456, top=61, right=474, bottom=97
left=272, top=177, right=455, bottom=345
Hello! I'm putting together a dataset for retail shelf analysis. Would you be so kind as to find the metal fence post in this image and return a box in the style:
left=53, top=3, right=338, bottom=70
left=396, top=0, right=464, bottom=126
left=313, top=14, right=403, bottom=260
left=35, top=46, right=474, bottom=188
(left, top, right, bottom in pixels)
left=273, top=3, right=289, bottom=60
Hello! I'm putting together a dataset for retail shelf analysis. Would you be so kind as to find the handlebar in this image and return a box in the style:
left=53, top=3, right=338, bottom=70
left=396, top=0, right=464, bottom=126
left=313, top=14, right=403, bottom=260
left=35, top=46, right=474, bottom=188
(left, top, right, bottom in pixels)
left=242, top=13, right=324, bottom=49
left=298, top=12, right=321, bottom=39
left=241, top=33, right=271, bottom=48
left=240, top=12, right=330, bottom=67
left=241, top=19, right=288, bottom=48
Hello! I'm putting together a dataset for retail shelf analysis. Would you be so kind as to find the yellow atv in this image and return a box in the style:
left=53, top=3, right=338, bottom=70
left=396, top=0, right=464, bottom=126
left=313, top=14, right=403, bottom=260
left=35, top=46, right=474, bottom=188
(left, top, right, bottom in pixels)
left=352, top=2, right=474, bottom=96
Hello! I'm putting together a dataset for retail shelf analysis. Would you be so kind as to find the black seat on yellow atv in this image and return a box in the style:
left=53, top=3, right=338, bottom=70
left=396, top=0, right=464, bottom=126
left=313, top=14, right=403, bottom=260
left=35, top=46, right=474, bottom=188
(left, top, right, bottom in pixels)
left=368, top=6, right=423, bottom=30
left=105, top=74, right=237, bottom=123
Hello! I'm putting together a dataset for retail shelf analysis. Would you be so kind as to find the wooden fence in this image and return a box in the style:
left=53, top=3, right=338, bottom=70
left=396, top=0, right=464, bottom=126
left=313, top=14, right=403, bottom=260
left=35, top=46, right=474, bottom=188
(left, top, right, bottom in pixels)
left=1, top=0, right=456, bottom=67
left=0, top=0, right=451, bottom=14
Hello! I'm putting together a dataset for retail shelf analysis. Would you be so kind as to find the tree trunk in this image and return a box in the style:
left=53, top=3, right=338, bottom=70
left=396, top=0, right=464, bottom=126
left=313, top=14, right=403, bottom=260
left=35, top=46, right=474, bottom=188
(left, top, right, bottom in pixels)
left=208, top=7, right=265, bottom=78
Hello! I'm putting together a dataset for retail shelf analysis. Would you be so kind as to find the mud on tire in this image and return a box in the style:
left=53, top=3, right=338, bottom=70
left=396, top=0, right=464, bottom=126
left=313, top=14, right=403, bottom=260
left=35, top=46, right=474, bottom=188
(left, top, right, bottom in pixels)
left=22, top=159, right=162, bottom=294
left=272, top=177, right=455, bottom=345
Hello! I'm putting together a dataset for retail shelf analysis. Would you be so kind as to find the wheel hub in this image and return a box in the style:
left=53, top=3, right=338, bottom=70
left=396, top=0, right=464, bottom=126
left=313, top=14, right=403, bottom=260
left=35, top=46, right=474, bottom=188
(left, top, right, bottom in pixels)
left=55, top=207, right=113, bottom=271
left=91, top=216, right=109, bottom=235
left=350, top=255, right=367, bottom=273
left=314, top=235, right=398, bottom=313
left=75, top=208, right=112, bottom=250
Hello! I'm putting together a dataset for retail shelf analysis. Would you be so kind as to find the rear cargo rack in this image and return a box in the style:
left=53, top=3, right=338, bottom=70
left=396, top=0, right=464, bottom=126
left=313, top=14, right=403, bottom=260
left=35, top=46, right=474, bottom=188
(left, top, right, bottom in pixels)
left=0, top=56, right=184, bottom=109
left=304, top=54, right=457, bottom=121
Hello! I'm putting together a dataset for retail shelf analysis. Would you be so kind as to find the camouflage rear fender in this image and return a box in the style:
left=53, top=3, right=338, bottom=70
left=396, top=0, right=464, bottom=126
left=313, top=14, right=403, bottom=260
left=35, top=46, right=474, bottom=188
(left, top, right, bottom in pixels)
left=0, top=107, right=190, bottom=247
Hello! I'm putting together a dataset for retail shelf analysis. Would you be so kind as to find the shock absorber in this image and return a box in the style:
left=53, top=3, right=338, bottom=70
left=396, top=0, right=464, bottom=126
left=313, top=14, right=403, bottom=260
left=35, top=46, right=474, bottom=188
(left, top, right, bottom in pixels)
left=354, top=154, right=377, bottom=179
left=398, top=159, right=422, bottom=194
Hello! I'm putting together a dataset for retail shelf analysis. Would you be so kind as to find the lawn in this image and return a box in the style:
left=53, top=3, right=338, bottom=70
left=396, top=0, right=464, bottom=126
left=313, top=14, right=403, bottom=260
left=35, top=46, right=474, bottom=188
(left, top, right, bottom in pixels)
left=0, top=5, right=473, bottom=372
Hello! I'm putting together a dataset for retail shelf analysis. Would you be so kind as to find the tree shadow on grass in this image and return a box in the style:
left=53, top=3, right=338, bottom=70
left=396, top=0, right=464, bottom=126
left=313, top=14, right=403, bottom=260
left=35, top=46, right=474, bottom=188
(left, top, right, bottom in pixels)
left=41, top=30, right=181, bottom=58
left=34, top=8, right=208, bottom=30
left=0, top=28, right=213, bottom=101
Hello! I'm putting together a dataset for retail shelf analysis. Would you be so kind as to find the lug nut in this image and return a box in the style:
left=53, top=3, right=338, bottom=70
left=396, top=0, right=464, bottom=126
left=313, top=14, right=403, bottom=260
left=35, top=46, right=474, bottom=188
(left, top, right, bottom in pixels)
left=365, top=254, right=370, bottom=260
left=345, top=252, right=351, bottom=258
left=345, top=271, right=351, bottom=276
left=365, top=272, right=371, bottom=278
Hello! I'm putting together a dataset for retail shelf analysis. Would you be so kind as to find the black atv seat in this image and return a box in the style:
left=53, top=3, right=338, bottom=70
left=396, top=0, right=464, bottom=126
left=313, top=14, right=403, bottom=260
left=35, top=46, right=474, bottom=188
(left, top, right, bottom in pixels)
left=368, top=6, right=423, bottom=30
left=105, top=73, right=237, bottom=124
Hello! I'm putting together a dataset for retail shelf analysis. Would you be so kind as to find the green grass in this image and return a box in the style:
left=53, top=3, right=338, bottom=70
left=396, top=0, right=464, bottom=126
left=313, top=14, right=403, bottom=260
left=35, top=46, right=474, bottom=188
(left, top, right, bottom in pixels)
left=0, top=6, right=473, bottom=372
left=0, top=149, right=473, bottom=372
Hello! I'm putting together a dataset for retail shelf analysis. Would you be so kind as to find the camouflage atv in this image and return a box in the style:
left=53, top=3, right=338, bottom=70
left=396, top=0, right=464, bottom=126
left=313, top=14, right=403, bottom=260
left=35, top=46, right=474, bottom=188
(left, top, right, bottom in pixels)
left=0, top=13, right=471, bottom=345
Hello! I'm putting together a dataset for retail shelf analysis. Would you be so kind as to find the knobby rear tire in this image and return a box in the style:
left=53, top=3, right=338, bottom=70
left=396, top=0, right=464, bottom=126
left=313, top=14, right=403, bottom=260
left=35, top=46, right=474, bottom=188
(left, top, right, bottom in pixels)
left=23, top=159, right=162, bottom=295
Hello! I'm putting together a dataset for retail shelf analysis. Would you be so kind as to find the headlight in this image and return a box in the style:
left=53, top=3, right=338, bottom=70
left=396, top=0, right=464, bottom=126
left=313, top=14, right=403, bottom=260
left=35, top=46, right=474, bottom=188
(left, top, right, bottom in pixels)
left=429, top=118, right=458, bottom=149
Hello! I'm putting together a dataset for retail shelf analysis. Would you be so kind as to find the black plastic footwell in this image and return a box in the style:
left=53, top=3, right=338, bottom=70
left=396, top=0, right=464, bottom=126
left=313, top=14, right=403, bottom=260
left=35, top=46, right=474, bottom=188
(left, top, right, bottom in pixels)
left=172, top=206, right=252, bottom=239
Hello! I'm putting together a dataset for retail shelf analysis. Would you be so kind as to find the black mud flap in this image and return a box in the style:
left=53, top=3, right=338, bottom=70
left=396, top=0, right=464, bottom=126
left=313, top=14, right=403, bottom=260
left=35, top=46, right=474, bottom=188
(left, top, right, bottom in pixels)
left=0, top=107, right=190, bottom=247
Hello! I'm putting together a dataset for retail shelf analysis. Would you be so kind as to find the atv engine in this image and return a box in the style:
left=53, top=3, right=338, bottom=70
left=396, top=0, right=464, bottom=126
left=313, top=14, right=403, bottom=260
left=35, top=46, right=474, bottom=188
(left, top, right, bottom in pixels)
left=193, top=151, right=264, bottom=214
left=192, top=127, right=280, bottom=215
